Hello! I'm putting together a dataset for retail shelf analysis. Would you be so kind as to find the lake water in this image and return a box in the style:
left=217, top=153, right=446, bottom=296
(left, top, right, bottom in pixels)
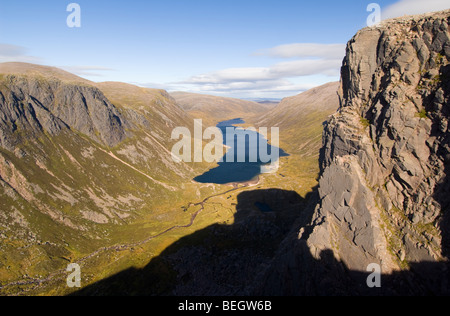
left=194, top=118, right=288, bottom=184
left=254, top=202, right=274, bottom=213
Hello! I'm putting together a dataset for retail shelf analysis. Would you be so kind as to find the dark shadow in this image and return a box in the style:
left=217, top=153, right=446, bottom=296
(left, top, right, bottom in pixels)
left=433, top=63, right=450, bottom=259
left=71, top=188, right=311, bottom=296
left=252, top=181, right=450, bottom=296
left=194, top=119, right=289, bottom=184
left=70, top=184, right=450, bottom=296
left=255, top=242, right=450, bottom=296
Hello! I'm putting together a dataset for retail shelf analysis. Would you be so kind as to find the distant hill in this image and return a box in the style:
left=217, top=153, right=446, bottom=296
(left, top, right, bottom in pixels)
left=171, top=91, right=273, bottom=125
left=246, top=98, right=281, bottom=107
left=257, top=100, right=280, bottom=106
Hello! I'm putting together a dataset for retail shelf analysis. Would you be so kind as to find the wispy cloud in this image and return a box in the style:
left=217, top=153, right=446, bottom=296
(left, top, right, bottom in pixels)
left=383, top=0, right=450, bottom=19
left=196, top=80, right=317, bottom=96
left=253, top=43, right=346, bottom=59
left=59, top=66, right=115, bottom=77
left=0, top=43, right=41, bottom=63
left=173, top=43, right=345, bottom=98
left=170, top=79, right=318, bottom=99
left=182, top=59, right=342, bottom=84
left=138, top=78, right=319, bottom=99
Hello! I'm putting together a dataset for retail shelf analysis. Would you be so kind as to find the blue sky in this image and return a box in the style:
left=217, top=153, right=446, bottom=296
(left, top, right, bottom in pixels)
left=0, top=0, right=449, bottom=98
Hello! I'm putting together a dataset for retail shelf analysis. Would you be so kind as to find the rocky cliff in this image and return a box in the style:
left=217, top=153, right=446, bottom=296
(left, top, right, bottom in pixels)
left=256, top=9, right=450, bottom=295
left=0, top=75, right=128, bottom=149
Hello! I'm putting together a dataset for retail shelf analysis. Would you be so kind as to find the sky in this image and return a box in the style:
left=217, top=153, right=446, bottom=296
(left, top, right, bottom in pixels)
left=0, top=0, right=449, bottom=99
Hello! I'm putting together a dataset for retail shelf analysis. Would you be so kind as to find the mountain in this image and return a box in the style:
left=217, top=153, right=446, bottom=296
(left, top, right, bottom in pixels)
left=256, top=9, right=450, bottom=295
left=0, top=62, right=211, bottom=294
left=170, top=91, right=273, bottom=125
left=0, top=62, right=331, bottom=295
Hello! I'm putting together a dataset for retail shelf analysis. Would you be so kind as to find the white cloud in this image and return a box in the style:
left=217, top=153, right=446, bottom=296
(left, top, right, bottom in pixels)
left=270, top=59, right=342, bottom=78
left=0, top=44, right=26, bottom=57
left=176, top=79, right=319, bottom=99
left=383, top=0, right=450, bottom=20
left=174, top=43, right=344, bottom=98
left=185, top=67, right=270, bottom=84
left=182, top=59, right=342, bottom=85
left=138, top=76, right=321, bottom=99
left=135, top=42, right=346, bottom=98
left=253, top=43, right=346, bottom=59
left=0, top=44, right=113, bottom=80
left=0, top=43, right=41, bottom=63
left=60, top=66, right=115, bottom=77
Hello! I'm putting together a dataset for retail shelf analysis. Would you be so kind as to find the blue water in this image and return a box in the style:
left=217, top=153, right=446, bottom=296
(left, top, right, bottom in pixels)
left=254, top=202, right=274, bottom=213
left=194, top=118, right=289, bottom=184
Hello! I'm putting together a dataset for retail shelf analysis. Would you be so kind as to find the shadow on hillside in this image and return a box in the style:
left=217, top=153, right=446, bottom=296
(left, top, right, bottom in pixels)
left=71, top=188, right=311, bottom=296
left=71, top=183, right=450, bottom=296
left=253, top=177, right=450, bottom=295
left=255, top=223, right=450, bottom=296
left=253, top=171, right=450, bottom=296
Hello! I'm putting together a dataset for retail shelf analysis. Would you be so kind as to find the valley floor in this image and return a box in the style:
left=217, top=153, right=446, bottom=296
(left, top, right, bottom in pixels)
left=1, top=150, right=318, bottom=296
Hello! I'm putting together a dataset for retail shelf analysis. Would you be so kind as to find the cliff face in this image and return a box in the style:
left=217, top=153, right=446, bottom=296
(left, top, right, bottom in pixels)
left=0, top=75, right=128, bottom=149
left=257, top=10, right=450, bottom=295
left=319, top=8, right=450, bottom=267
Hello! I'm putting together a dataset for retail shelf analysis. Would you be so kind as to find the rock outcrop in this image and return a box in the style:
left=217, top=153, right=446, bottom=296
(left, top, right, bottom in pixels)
left=0, top=75, right=128, bottom=149
left=256, top=9, right=450, bottom=295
